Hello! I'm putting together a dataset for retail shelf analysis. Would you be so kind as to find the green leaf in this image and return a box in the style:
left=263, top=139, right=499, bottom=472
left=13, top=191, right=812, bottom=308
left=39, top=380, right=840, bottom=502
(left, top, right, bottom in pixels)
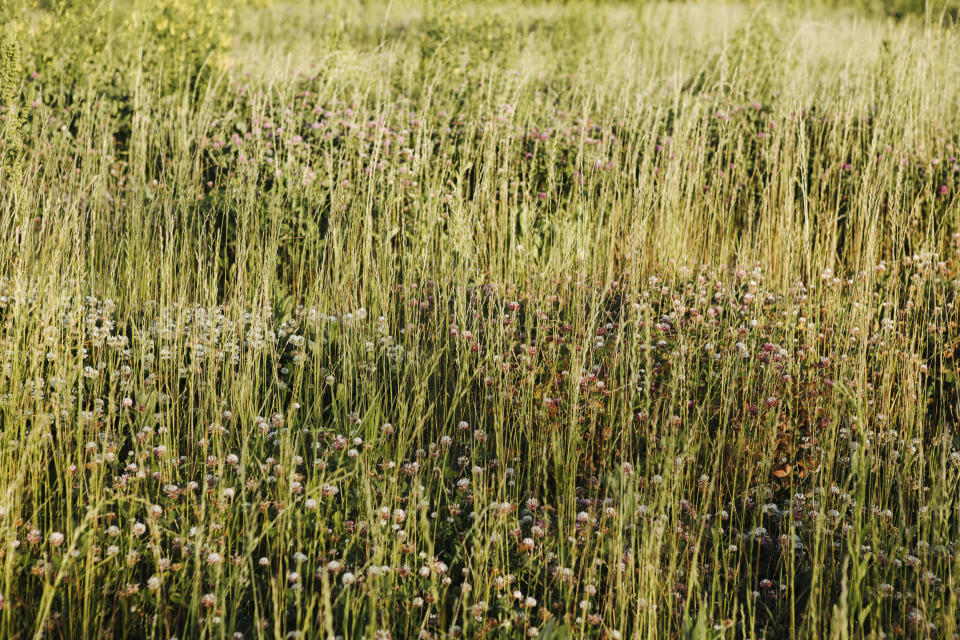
left=539, top=618, right=572, bottom=640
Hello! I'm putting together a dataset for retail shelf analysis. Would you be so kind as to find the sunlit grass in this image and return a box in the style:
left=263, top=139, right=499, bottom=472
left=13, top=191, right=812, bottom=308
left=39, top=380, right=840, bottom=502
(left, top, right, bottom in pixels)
left=0, top=1, right=959, bottom=638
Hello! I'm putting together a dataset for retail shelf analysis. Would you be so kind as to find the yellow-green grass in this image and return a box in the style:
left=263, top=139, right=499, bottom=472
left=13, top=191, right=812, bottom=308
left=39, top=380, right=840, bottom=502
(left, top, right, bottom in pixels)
left=0, top=1, right=959, bottom=638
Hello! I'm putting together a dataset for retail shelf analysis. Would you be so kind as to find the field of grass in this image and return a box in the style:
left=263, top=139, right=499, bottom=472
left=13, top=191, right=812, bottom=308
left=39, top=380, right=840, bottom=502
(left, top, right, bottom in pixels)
left=1, top=0, right=960, bottom=638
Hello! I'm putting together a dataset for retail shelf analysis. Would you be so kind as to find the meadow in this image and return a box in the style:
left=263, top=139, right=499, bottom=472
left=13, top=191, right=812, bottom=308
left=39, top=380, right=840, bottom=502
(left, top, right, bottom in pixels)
left=1, top=0, right=960, bottom=638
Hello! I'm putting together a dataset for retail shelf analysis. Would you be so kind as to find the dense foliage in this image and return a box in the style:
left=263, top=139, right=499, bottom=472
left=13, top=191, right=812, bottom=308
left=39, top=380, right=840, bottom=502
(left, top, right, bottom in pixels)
left=1, top=1, right=959, bottom=639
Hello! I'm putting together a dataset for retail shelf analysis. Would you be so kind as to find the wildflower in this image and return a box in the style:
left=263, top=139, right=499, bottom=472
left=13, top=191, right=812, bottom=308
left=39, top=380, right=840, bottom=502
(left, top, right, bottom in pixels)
left=321, top=484, right=339, bottom=497
left=471, top=601, right=488, bottom=619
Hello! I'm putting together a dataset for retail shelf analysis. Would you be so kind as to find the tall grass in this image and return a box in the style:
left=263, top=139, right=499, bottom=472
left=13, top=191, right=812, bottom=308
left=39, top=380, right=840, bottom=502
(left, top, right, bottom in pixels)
left=0, top=1, right=959, bottom=638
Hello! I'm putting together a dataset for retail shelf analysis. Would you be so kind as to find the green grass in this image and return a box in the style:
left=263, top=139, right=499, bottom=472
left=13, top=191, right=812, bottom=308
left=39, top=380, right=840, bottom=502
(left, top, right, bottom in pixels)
left=1, top=1, right=960, bottom=638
